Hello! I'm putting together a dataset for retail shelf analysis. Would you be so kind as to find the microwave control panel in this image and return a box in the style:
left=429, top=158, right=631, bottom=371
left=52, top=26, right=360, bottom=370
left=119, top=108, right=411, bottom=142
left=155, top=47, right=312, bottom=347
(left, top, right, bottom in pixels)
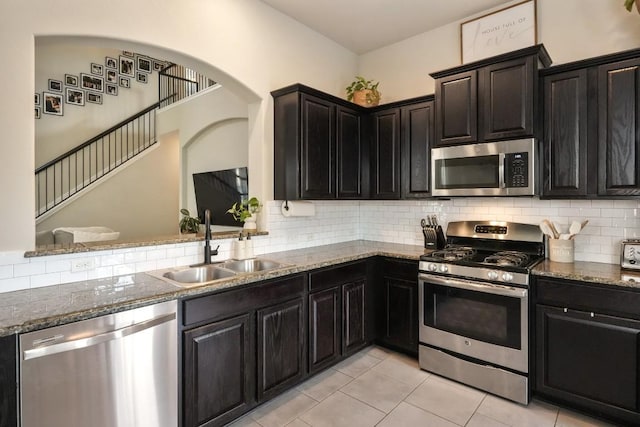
left=504, top=152, right=529, bottom=188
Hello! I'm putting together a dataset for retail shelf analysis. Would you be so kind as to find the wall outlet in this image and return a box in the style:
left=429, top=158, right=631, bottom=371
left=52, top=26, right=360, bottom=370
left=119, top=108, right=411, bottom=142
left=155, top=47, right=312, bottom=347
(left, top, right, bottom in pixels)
left=71, top=258, right=96, bottom=272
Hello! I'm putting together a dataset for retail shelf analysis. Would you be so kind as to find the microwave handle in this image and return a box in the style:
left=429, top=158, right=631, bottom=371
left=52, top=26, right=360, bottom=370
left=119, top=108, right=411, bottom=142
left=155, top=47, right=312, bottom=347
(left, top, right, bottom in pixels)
left=499, top=153, right=506, bottom=188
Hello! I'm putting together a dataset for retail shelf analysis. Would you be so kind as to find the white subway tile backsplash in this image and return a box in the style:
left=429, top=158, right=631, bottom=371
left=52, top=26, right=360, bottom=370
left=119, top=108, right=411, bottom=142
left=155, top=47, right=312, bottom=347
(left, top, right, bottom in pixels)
left=0, top=197, right=635, bottom=293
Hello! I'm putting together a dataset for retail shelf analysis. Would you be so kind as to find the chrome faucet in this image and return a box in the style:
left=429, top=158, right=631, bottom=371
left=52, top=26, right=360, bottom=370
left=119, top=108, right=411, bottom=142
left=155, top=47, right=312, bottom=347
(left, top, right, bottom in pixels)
left=203, top=209, right=219, bottom=264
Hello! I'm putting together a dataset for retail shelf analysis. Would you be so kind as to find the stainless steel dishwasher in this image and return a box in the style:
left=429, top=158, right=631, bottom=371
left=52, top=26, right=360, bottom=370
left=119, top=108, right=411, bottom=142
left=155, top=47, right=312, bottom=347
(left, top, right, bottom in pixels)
left=20, top=300, right=177, bottom=427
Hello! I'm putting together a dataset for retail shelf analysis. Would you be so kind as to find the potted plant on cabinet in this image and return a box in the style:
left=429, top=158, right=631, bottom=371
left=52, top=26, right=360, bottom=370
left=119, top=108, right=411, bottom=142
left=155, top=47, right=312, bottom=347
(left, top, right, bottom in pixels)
left=227, top=197, right=262, bottom=230
left=179, top=208, right=200, bottom=235
left=625, top=0, right=640, bottom=14
left=346, top=76, right=381, bottom=107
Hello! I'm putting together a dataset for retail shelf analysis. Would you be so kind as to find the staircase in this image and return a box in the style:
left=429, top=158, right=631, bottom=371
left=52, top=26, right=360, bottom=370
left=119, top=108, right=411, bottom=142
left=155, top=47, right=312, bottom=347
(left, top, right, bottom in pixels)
left=35, top=64, right=216, bottom=219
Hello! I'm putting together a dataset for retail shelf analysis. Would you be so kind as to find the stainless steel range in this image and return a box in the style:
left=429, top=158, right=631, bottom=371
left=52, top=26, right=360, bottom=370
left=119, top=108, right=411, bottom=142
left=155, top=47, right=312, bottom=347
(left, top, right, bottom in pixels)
left=418, top=221, right=544, bottom=405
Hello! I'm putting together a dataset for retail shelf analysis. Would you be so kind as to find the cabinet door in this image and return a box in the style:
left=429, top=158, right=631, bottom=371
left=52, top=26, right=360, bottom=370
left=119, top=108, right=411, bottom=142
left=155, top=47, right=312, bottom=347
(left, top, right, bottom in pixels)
left=543, top=69, right=589, bottom=197
left=0, top=334, right=17, bottom=427
left=536, top=305, right=640, bottom=417
left=343, top=280, right=366, bottom=354
left=257, top=297, right=305, bottom=401
left=435, top=70, right=477, bottom=146
left=371, top=109, right=401, bottom=198
left=309, top=287, right=340, bottom=373
left=480, top=56, right=535, bottom=140
left=597, top=58, right=640, bottom=196
left=337, top=106, right=366, bottom=199
left=381, top=276, right=418, bottom=355
left=401, top=100, right=434, bottom=198
left=301, top=94, right=335, bottom=199
left=183, top=314, right=255, bottom=427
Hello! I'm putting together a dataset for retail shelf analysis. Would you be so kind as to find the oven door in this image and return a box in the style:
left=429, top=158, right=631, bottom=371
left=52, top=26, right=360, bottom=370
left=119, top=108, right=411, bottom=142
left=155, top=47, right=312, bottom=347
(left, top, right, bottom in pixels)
left=419, top=273, right=528, bottom=373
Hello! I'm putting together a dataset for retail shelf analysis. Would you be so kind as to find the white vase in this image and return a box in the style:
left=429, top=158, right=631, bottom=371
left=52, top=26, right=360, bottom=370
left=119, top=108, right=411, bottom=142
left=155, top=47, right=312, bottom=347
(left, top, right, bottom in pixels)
left=243, top=216, right=257, bottom=230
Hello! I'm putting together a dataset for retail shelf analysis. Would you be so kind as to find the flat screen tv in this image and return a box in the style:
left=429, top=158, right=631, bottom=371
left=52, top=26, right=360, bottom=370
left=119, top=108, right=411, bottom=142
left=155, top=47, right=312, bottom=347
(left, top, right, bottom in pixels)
left=193, top=167, right=248, bottom=227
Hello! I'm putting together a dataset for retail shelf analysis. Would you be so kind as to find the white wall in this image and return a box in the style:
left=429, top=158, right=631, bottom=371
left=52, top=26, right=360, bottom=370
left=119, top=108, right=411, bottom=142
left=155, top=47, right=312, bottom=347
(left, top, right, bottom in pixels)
left=359, top=0, right=640, bottom=102
left=0, top=0, right=358, bottom=251
left=35, top=135, right=180, bottom=240
left=157, top=85, right=250, bottom=224
left=35, top=40, right=161, bottom=166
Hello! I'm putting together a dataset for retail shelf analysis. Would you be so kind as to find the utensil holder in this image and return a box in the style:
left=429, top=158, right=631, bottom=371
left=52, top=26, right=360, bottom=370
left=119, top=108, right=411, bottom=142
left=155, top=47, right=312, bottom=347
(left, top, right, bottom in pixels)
left=549, top=239, right=574, bottom=263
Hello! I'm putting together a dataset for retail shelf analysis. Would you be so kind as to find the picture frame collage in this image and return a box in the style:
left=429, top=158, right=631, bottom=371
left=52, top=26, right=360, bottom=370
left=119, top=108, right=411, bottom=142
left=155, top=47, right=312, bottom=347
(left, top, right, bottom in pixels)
left=35, top=51, right=168, bottom=118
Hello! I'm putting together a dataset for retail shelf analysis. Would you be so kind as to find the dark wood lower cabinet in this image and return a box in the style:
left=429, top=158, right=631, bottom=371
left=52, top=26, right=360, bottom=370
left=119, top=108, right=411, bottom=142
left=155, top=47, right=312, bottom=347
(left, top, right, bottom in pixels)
left=183, top=314, right=255, bottom=427
left=343, top=280, right=366, bottom=354
left=376, top=258, right=419, bottom=356
left=182, top=274, right=306, bottom=427
left=308, top=287, right=340, bottom=373
left=0, top=334, right=17, bottom=427
left=536, top=301, right=640, bottom=424
left=257, top=297, right=305, bottom=401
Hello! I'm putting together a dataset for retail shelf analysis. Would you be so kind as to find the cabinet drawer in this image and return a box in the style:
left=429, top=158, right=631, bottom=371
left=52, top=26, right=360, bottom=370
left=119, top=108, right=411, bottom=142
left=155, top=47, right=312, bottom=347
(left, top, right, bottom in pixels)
left=381, top=258, right=418, bottom=281
left=535, top=277, right=640, bottom=319
left=309, top=261, right=366, bottom=292
left=183, top=275, right=306, bottom=327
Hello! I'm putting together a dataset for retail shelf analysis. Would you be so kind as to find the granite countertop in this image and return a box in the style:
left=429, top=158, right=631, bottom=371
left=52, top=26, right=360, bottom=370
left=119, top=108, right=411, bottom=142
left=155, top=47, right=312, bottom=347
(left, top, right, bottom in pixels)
left=9, top=240, right=638, bottom=338
left=0, top=240, right=427, bottom=337
left=532, top=260, right=640, bottom=289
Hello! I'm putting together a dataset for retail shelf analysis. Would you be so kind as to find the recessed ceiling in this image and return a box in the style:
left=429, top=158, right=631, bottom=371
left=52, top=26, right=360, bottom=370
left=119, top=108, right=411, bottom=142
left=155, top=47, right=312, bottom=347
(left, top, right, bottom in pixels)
left=261, top=0, right=513, bottom=54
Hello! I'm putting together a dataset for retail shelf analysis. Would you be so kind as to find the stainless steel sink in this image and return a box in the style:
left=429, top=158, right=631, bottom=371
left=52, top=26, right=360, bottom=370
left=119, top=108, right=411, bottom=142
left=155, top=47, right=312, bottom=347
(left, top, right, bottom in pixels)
left=219, top=258, right=286, bottom=273
left=161, top=265, right=236, bottom=286
left=149, top=258, right=290, bottom=288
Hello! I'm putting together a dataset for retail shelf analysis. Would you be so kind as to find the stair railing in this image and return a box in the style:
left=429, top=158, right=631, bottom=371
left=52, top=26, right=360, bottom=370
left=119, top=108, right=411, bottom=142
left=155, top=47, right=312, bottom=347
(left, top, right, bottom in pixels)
left=35, top=95, right=175, bottom=218
left=159, top=63, right=216, bottom=108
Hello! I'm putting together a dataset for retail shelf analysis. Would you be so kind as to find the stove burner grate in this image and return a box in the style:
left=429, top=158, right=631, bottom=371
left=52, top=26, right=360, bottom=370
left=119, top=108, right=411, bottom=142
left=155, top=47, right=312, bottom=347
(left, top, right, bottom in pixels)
left=429, top=246, right=477, bottom=261
left=483, top=251, right=530, bottom=267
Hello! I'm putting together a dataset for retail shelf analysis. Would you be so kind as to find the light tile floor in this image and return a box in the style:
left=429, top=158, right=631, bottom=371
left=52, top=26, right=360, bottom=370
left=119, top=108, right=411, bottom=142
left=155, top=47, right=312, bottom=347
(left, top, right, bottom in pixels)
left=228, top=346, right=622, bottom=427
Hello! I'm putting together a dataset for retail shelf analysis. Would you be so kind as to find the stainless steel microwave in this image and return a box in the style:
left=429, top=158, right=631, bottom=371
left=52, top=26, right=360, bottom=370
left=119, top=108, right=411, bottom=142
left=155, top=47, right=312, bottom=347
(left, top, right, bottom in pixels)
left=431, top=139, right=537, bottom=197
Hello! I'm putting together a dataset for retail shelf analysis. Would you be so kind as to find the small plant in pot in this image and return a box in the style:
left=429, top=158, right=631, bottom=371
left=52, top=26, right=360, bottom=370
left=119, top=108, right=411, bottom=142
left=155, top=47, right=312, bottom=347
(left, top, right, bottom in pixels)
left=179, top=208, right=200, bottom=234
left=227, top=197, right=262, bottom=230
left=625, top=0, right=640, bottom=14
left=346, top=76, right=381, bottom=107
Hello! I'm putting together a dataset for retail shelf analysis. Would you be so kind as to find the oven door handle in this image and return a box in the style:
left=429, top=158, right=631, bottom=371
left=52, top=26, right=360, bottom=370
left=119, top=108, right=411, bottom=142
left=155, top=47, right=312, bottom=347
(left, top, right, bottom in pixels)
left=419, top=274, right=527, bottom=298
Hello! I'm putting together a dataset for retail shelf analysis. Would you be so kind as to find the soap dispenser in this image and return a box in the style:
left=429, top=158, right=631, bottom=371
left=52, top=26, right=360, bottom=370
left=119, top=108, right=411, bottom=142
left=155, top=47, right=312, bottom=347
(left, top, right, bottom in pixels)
left=245, top=233, right=254, bottom=259
left=234, top=232, right=246, bottom=260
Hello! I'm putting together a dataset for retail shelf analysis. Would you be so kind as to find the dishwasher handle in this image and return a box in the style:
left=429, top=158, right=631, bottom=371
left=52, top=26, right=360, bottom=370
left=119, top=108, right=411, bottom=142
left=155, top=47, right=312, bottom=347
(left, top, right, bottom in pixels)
left=23, top=312, right=176, bottom=361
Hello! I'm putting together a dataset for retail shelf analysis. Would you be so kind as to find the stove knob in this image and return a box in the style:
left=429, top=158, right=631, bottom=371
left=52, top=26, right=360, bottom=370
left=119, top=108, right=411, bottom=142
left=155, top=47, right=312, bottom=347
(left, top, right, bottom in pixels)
left=501, top=272, right=513, bottom=282
left=429, top=263, right=438, bottom=272
left=487, top=271, right=499, bottom=280
left=439, top=264, right=448, bottom=273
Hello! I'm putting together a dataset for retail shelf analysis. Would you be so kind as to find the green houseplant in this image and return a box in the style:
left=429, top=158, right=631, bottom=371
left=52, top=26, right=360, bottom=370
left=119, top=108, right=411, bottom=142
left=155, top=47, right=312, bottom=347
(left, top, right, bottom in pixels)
left=346, top=76, right=381, bottom=107
left=227, top=197, right=262, bottom=230
left=625, top=0, right=640, bottom=13
left=179, top=208, right=200, bottom=234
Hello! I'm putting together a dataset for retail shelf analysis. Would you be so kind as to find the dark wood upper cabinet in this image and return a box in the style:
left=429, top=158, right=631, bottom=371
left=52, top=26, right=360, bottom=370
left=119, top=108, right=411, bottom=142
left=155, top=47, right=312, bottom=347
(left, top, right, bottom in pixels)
left=540, top=48, right=640, bottom=199
left=300, top=94, right=335, bottom=199
left=598, top=57, right=640, bottom=196
left=272, top=84, right=368, bottom=201
left=337, top=106, right=366, bottom=198
left=480, top=56, right=535, bottom=140
left=434, top=70, right=477, bottom=146
left=371, top=108, right=401, bottom=198
left=401, top=100, right=434, bottom=198
left=542, top=69, right=589, bottom=197
left=431, top=45, right=551, bottom=147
